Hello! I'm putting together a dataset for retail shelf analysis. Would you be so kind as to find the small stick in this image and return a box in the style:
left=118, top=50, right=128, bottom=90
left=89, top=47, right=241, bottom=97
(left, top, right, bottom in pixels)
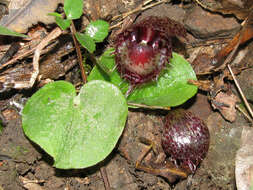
left=0, top=47, right=36, bottom=70
left=135, top=137, right=188, bottom=178
left=135, top=144, right=153, bottom=169
left=0, top=28, right=62, bottom=90
left=0, top=42, right=20, bottom=66
left=100, top=167, right=111, bottom=190
left=110, top=0, right=167, bottom=30
left=127, top=102, right=170, bottom=110
left=235, top=104, right=253, bottom=123
left=70, top=20, right=87, bottom=84
left=194, top=0, right=217, bottom=12
left=0, top=31, right=69, bottom=70
left=227, top=64, right=253, bottom=119
left=111, top=0, right=167, bottom=22
left=109, top=20, right=125, bottom=30
left=26, top=27, right=62, bottom=89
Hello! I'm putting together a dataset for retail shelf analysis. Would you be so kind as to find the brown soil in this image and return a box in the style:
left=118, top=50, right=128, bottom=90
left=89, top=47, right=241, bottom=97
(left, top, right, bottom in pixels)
left=0, top=0, right=252, bottom=190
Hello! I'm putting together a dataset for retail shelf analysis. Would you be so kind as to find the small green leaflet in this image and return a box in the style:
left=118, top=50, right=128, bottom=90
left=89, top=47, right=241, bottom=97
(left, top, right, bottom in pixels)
left=76, top=20, right=109, bottom=53
left=48, top=13, right=71, bottom=30
left=85, top=20, right=109, bottom=42
left=0, top=26, right=27, bottom=38
left=64, top=0, right=83, bottom=20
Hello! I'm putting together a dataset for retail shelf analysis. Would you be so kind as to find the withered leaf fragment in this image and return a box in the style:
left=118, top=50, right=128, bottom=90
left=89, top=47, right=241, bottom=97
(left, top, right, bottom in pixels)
left=212, top=11, right=253, bottom=69
left=196, top=0, right=253, bottom=20
left=193, top=0, right=253, bottom=73
left=0, top=0, right=64, bottom=33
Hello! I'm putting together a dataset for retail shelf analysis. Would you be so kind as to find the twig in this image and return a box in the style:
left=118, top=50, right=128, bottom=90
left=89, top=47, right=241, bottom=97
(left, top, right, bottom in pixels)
left=111, top=0, right=167, bottom=24
left=17, top=27, right=62, bottom=89
left=0, top=31, right=69, bottom=70
left=0, top=42, right=20, bottom=66
left=194, top=0, right=216, bottom=12
left=0, top=47, right=36, bottom=70
left=109, top=20, right=125, bottom=30
left=235, top=104, right=253, bottom=123
left=70, top=20, right=87, bottom=84
left=135, top=143, right=153, bottom=168
left=127, top=102, right=170, bottom=110
left=135, top=137, right=188, bottom=178
left=227, top=64, right=253, bottom=119
left=100, top=167, right=111, bottom=190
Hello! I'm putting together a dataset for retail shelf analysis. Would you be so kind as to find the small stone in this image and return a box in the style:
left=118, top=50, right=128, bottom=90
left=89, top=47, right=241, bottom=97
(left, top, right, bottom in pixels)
left=184, top=5, right=240, bottom=39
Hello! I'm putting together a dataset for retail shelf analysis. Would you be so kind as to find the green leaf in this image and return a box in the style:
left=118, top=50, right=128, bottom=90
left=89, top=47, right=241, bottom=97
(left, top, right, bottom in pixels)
left=49, top=13, right=71, bottom=30
left=88, top=52, right=198, bottom=107
left=55, top=18, right=71, bottom=30
left=64, top=0, right=83, bottom=20
left=96, top=47, right=115, bottom=74
left=0, top=26, right=27, bottom=38
left=85, top=20, right=109, bottom=42
left=75, top=32, right=96, bottom=53
left=88, top=48, right=128, bottom=92
left=22, top=80, right=128, bottom=169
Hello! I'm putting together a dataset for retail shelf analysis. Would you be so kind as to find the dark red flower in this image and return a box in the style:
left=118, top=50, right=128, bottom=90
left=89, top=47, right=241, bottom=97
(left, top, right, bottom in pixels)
left=162, top=109, right=210, bottom=173
left=114, top=16, right=186, bottom=86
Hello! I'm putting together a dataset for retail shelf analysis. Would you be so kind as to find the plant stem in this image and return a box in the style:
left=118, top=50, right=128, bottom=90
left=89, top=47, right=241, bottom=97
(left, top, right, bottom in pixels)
left=70, top=20, right=87, bottom=84
left=235, top=104, right=253, bottom=123
left=227, top=64, right=253, bottom=119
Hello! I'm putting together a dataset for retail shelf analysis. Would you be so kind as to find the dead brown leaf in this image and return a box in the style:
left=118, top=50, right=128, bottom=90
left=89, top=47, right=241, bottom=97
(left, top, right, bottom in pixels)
left=194, top=0, right=253, bottom=71
left=211, top=91, right=239, bottom=122
left=0, top=0, right=64, bottom=33
left=195, top=0, right=253, bottom=20
left=19, top=176, right=45, bottom=190
left=188, top=79, right=213, bottom=91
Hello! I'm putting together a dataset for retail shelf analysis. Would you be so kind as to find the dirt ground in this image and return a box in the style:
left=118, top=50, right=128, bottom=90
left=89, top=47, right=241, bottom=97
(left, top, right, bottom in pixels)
left=0, top=0, right=253, bottom=190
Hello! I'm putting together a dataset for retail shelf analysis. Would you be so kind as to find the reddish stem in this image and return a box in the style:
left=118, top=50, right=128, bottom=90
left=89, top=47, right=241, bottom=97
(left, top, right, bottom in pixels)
left=70, top=20, right=87, bottom=84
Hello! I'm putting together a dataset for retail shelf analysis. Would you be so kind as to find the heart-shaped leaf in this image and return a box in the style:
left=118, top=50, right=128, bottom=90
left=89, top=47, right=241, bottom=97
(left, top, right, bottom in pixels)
left=22, top=80, right=128, bottom=169
left=88, top=51, right=198, bottom=107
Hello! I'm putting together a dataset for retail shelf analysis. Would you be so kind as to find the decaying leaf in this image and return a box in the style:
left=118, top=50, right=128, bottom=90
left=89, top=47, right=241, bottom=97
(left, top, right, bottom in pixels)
left=188, top=79, right=213, bottom=91
left=0, top=0, right=64, bottom=33
left=211, top=91, right=239, bottom=122
left=196, top=0, right=253, bottom=20
left=212, top=11, right=253, bottom=68
left=192, top=53, right=213, bottom=75
left=19, top=176, right=44, bottom=190
left=193, top=0, right=253, bottom=72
